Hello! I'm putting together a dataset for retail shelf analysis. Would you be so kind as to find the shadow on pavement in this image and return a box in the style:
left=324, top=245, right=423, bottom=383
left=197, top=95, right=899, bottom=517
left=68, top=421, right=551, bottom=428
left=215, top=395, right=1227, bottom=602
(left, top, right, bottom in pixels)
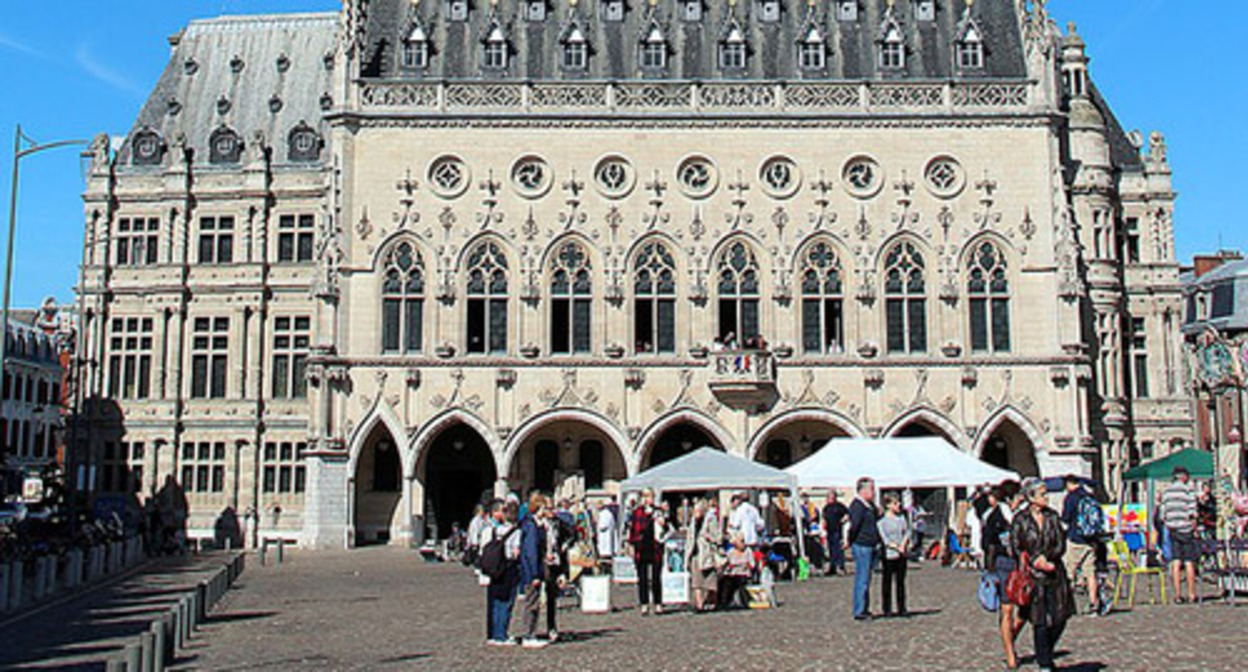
left=204, top=610, right=279, bottom=624
left=377, top=652, right=433, bottom=663
left=557, top=627, right=625, bottom=643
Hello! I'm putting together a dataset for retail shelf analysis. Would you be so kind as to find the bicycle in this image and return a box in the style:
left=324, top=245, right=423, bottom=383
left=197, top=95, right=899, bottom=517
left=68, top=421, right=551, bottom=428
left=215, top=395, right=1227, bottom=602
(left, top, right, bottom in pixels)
left=1072, top=535, right=1116, bottom=616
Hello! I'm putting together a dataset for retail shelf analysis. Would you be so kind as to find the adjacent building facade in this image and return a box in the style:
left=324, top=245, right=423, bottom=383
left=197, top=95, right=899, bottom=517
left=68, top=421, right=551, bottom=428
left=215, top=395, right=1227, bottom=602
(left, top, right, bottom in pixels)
left=78, top=0, right=1190, bottom=548
left=1, top=301, right=72, bottom=499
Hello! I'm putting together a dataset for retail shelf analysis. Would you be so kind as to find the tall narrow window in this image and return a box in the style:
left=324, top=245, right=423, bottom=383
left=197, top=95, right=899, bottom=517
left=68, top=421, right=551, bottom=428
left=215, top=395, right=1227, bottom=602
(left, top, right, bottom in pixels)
left=550, top=241, right=592, bottom=354
left=1124, top=217, right=1141, bottom=264
left=966, top=241, right=1010, bottom=353
left=115, top=217, right=159, bottom=266
left=197, top=216, right=234, bottom=264
left=190, top=317, right=229, bottom=398
left=800, top=242, right=844, bottom=354
left=633, top=240, right=677, bottom=354
left=466, top=241, right=509, bottom=354
left=271, top=316, right=310, bottom=399
left=381, top=241, right=425, bottom=354
left=1131, top=317, right=1149, bottom=399
left=884, top=241, right=926, bottom=354
left=717, top=241, right=761, bottom=346
left=107, top=317, right=153, bottom=400
left=277, top=214, right=315, bottom=262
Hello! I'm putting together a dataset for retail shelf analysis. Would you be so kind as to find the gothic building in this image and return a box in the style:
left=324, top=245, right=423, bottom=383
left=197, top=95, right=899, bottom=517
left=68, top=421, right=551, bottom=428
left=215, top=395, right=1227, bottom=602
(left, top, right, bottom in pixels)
left=78, top=0, right=1190, bottom=548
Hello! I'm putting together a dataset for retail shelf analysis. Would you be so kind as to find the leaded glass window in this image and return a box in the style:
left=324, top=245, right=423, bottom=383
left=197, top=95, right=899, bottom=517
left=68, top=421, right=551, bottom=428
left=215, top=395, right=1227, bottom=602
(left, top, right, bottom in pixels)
left=717, top=240, right=761, bottom=347
left=466, top=241, right=509, bottom=354
left=381, top=241, right=425, bottom=354
left=550, top=241, right=592, bottom=354
left=800, top=242, right=845, bottom=354
left=884, top=241, right=926, bottom=354
left=966, top=241, right=1010, bottom=353
left=633, top=240, right=677, bottom=354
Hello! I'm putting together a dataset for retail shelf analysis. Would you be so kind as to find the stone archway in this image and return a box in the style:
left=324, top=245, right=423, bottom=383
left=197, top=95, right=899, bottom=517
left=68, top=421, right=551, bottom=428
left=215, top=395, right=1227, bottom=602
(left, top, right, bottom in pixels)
left=417, top=423, right=497, bottom=541
left=505, top=416, right=628, bottom=499
left=354, top=423, right=404, bottom=546
left=643, top=422, right=724, bottom=470
left=747, top=410, right=863, bottom=469
left=978, top=419, right=1041, bottom=478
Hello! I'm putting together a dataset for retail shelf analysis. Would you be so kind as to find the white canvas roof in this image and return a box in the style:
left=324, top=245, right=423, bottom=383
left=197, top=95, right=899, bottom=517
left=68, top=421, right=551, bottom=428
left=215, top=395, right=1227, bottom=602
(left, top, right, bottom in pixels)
left=621, top=447, right=797, bottom=493
left=785, top=437, right=1019, bottom=489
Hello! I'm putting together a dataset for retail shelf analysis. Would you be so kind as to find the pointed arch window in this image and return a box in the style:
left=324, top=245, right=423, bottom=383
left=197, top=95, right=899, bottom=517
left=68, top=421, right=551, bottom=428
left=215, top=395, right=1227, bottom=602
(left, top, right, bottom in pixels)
left=717, top=240, right=761, bottom=347
left=466, top=241, right=509, bottom=354
left=967, top=241, right=1010, bottom=353
left=381, top=241, right=425, bottom=354
left=550, top=242, right=592, bottom=354
left=884, top=241, right=926, bottom=354
left=633, top=240, right=677, bottom=354
left=801, top=242, right=845, bottom=354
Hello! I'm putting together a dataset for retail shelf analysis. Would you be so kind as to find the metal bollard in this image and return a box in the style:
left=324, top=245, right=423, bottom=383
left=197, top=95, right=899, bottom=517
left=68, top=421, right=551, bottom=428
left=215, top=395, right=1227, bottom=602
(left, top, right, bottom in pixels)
left=8, top=560, right=23, bottom=611
left=276, top=539, right=284, bottom=564
left=140, top=631, right=155, bottom=672
left=152, top=619, right=167, bottom=672
left=124, top=641, right=141, bottom=671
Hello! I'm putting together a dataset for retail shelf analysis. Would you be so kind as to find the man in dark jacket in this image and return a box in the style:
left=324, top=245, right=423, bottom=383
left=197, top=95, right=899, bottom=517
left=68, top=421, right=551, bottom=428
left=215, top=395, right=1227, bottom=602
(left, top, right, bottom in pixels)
left=848, top=477, right=881, bottom=621
left=822, top=492, right=849, bottom=576
left=518, top=493, right=549, bottom=647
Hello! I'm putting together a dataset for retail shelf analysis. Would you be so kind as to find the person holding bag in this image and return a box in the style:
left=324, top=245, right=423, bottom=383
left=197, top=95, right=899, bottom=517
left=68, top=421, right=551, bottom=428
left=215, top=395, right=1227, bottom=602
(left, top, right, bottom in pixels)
left=1010, top=478, right=1075, bottom=672
left=684, top=498, right=723, bottom=611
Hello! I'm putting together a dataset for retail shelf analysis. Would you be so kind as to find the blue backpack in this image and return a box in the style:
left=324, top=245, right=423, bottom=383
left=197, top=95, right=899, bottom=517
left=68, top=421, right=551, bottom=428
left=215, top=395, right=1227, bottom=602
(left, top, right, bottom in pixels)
left=1073, top=493, right=1105, bottom=542
left=978, top=572, right=1001, bottom=612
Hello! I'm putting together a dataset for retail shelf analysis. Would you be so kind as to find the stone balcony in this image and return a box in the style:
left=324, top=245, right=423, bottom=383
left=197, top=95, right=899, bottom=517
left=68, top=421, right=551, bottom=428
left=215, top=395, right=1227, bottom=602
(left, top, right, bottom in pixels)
left=707, top=349, right=778, bottom=409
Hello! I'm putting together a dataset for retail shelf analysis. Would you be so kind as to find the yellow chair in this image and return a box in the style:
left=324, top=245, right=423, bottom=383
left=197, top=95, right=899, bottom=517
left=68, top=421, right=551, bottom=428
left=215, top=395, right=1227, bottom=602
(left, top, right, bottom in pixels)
left=1110, top=540, right=1167, bottom=608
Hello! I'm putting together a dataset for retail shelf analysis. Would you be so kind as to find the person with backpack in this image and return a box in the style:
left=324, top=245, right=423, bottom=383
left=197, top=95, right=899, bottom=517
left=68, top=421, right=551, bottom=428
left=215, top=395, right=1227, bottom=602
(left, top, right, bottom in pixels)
left=482, top=499, right=521, bottom=646
left=1060, top=475, right=1105, bottom=615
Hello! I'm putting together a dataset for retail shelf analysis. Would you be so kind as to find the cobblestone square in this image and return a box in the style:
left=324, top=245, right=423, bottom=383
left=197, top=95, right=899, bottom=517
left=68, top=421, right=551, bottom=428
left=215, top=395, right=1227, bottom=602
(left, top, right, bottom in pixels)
left=171, top=548, right=1246, bottom=671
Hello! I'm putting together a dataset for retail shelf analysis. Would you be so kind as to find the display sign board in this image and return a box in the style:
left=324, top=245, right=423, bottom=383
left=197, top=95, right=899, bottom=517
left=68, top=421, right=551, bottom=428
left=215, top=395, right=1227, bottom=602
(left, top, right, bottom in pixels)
left=22, top=476, right=43, bottom=503
left=661, top=571, right=689, bottom=605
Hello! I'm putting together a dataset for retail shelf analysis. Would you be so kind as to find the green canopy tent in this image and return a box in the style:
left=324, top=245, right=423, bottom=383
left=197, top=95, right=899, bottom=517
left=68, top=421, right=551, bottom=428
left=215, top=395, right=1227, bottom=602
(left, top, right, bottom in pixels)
left=1123, top=448, right=1215, bottom=482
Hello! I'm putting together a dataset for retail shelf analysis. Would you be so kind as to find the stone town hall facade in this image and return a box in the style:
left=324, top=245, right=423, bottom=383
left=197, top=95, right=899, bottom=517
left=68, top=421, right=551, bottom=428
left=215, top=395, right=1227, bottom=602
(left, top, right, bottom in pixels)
left=78, top=0, right=1190, bottom=548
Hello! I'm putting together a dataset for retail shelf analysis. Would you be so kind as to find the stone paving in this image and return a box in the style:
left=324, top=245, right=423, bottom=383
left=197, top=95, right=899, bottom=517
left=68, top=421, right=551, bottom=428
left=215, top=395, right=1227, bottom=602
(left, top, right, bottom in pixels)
left=168, top=547, right=1247, bottom=671
left=0, top=553, right=239, bottom=671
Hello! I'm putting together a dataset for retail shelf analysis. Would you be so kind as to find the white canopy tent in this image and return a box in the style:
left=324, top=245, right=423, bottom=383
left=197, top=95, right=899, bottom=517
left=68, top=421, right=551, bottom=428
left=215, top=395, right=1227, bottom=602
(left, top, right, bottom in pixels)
left=785, top=437, right=1020, bottom=489
left=620, top=447, right=805, bottom=558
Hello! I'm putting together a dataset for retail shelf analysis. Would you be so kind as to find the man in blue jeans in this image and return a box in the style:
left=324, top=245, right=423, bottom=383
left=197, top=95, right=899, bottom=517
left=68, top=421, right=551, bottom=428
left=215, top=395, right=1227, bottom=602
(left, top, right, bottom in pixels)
left=848, top=477, right=881, bottom=621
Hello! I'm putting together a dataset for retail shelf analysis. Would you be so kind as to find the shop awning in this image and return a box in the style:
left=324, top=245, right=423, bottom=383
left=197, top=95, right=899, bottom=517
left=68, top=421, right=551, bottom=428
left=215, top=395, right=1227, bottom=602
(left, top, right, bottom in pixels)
left=1122, top=448, right=1215, bottom=481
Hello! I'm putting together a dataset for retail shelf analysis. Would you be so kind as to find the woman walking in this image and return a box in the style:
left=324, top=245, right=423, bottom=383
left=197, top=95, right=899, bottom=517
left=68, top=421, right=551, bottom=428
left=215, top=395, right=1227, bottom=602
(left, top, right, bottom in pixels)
left=1011, top=478, right=1075, bottom=672
left=628, top=488, right=665, bottom=615
left=878, top=493, right=911, bottom=617
left=985, top=484, right=1026, bottom=669
left=685, top=498, right=722, bottom=611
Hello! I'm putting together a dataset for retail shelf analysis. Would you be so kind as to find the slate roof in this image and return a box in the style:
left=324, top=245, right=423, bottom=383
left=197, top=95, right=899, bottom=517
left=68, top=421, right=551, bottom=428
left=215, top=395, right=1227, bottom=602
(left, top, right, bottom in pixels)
left=359, top=0, right=1027, bottom=81
left=1184, top=259, right=1248, bottom=334
left=119, top=12, right=338, bottom=170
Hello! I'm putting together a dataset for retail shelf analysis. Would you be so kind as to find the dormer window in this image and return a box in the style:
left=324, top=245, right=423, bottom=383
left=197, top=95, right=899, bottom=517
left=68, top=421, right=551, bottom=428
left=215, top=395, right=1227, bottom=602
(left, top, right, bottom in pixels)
left=603, top=0, right=624, bottom=22
left=682, top=0, right=702, bottom=21
left=879, top=24, right=904, bottom=70
left=836, top=1, right=857, bottom=22
left=402, top=24, right=430, bottom=69
left=797, top=27, right=826, bottom=71
left=448, top=0, right=469, bottom=21
left=209, top=127, right=242, bottom=165
left=483, top=26, right=508, bottom=70
left=524, top=0, right=546, bottom=21
left=956, top=24, right=984, bottom=70
left=720, top=29, right=747, bottom=70
left=916, top=0, right=935, bottom=22
left=640, top=25, right=667, bottom=70
left=759, top=0, right=780, bottom=23
left=562, top=28, right=588, bottom=70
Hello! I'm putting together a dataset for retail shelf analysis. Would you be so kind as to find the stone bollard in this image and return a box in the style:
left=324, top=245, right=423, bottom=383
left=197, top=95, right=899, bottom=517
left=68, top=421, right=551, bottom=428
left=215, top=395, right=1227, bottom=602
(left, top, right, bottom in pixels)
left=64, top=549, right=82, bottom=590
left=106, top=657, right=126, bottom=672
left=152, top=618, right=168, bottom=672
left=182, top=595, right=194, bottom=640
left=0, top=562, right=9, bottom=614
left=86, top=546, right=100, bottom=582
left=196, top=581, right=208, bottom=621
left=172, top=603, right=185, bottom=650
left=140, top=631, right=155, bottom=672
left=32, top=556, right=48, bottom=602
left=45, top=555, right=59, bottom=598
left=8, top=560, right=23, bottom=611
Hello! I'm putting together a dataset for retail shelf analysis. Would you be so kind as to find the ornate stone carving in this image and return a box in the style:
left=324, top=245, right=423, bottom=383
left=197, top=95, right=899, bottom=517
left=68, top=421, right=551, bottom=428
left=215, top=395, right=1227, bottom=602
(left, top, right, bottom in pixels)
left=864, top=369, right=885, bottom=388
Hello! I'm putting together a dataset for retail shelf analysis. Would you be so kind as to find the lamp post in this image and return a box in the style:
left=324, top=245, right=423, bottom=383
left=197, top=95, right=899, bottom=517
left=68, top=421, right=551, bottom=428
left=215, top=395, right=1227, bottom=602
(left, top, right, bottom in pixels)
left=1, top=126, right=89, bottom=389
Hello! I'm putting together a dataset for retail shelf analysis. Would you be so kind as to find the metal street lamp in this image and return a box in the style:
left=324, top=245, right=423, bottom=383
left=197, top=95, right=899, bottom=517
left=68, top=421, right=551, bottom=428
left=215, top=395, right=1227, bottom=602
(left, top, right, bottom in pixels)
left=1, top=125, right=89, bottom=388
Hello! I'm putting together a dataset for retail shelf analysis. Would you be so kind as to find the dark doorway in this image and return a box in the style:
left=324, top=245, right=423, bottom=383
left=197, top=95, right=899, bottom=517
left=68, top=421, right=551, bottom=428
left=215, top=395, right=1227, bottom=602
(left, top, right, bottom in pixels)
left=354, top=424, right=404, bottom=546
left=423, top=424, right=496, bottom=540
left=646, top=422, right=721, bottom=469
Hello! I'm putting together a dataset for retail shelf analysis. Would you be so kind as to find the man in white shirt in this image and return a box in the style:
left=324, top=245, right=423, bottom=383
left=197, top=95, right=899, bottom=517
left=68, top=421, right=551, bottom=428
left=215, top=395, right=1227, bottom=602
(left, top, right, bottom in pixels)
left=594, top=501, right=617, bottom=568
left=728, top=492, right=763, bottom=547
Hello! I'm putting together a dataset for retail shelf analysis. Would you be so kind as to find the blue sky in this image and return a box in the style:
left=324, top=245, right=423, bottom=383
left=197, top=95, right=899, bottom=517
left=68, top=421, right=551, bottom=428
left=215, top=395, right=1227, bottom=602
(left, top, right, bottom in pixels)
left=0, top=0, right=1243, bottom=309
